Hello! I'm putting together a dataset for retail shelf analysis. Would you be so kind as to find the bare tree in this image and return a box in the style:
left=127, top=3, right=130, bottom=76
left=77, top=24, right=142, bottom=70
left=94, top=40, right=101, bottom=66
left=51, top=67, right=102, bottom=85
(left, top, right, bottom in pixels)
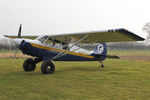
left=143, top=21, right=150, bottom=42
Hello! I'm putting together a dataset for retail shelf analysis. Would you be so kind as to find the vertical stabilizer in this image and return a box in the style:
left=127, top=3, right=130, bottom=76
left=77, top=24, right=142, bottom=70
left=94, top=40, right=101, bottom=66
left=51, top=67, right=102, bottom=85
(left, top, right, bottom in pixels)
left=91, top=43, right=107, bottom=61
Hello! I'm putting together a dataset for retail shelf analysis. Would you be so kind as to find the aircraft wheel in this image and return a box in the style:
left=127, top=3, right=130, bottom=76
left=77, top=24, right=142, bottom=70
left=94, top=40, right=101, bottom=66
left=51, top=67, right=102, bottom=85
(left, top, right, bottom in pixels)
left=41, top=61, right=55, bottom=74
left=101, top=63, right=104, bottom=68
left=23, top=58, right=36, bottom=71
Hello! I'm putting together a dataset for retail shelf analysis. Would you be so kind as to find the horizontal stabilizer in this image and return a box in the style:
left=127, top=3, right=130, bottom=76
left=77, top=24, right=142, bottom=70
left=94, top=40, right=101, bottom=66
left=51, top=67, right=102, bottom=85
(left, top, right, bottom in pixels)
left=105, top=55, right=120, bottom=59
left=93, top=54, right=120, bottom=59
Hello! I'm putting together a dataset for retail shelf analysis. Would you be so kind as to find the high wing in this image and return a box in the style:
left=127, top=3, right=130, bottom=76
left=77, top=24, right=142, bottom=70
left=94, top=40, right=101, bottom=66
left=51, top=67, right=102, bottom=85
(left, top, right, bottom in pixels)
left=49, top=28, right=144, bottom=44
left=4, top=28, right=145, bottom=43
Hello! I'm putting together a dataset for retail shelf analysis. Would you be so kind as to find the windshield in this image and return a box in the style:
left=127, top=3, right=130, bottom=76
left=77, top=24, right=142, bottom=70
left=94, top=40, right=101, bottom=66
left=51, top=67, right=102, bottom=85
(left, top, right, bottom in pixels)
left=36, top=35, right=49, bottom=43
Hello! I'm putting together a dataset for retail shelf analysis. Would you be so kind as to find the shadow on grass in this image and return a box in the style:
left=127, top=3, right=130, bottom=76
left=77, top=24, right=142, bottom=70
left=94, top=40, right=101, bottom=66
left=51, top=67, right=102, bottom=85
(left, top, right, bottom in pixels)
left=7, top=67, right=104, bottom=76
left=7, top=65, right=126, bottom=76
left=55, top=65, right=119, bottom=73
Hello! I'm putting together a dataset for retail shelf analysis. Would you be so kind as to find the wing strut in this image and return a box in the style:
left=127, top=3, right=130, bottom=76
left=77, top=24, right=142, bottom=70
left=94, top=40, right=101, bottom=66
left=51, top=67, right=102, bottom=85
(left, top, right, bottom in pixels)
left=52, top=35, right=89, bottom=60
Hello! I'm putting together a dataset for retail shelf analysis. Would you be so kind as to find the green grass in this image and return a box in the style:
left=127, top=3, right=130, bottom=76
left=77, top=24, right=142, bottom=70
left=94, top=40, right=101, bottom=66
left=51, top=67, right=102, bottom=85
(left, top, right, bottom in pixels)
left=108, top=50, right=150, bottom=56
left=0, top=58, right=150, bottom=100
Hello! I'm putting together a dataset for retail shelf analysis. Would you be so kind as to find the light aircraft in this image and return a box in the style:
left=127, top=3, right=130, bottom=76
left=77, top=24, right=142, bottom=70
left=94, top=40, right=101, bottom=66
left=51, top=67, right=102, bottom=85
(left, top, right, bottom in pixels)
left=4, top=24, right=145, bottom=74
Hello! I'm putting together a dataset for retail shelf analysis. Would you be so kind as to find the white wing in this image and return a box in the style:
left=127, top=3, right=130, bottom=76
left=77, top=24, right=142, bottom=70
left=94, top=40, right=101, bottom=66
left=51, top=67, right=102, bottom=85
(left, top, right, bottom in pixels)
left=48, top=28, right=144, bottom=43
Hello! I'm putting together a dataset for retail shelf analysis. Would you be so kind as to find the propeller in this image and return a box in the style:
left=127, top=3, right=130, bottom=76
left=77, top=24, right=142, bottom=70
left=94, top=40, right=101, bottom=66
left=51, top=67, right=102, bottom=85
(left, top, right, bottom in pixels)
left=14, top=24, right=22, bottom=59
left=18, top=24, right=22, bottom=38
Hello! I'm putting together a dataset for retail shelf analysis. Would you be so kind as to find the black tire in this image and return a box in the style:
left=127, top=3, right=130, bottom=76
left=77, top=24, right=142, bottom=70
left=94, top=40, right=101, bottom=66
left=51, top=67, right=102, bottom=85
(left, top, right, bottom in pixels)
left=23, top=58, right=36, bottom=71
left=101, top=64, right=104, bottom=68
left=41, top=61, right=55, bottom=74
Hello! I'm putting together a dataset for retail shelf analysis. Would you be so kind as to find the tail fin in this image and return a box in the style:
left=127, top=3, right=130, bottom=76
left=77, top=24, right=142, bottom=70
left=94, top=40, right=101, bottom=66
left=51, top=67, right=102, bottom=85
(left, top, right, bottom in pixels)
left=91, top=43, right=107, bottom=61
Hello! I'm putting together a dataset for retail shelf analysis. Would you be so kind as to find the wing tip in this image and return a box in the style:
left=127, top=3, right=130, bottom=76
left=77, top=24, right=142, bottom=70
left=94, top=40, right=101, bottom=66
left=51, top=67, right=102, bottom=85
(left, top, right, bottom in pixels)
left=117, top=28, right=145, bottom=41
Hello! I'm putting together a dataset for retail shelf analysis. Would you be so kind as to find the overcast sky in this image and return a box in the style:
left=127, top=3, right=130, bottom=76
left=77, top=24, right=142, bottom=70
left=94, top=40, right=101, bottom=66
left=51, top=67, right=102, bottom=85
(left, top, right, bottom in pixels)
left=0, top=0, right=150, bottom=38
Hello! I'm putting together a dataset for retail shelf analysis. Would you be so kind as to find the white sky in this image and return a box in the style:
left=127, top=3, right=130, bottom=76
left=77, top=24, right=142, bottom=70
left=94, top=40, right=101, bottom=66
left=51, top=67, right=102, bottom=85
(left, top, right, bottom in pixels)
left=0, top=0, right=150, bottom=38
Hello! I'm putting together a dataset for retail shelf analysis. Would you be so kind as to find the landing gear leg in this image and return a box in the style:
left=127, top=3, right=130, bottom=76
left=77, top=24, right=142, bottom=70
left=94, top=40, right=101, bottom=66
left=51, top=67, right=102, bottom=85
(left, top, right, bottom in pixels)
left=99, top=61, right=104, bottom=68
left=33, top=58, right=43, bottom=64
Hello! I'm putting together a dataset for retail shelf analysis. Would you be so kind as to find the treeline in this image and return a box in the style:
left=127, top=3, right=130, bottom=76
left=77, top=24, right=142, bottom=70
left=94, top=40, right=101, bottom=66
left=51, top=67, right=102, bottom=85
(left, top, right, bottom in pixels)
left=0, top=45, right=17, bottom=50
left=0, top=38, right=17, bottom=50
left=107, top=42, right=150, bottom=50
left=79, top=42, right=150, bottom=50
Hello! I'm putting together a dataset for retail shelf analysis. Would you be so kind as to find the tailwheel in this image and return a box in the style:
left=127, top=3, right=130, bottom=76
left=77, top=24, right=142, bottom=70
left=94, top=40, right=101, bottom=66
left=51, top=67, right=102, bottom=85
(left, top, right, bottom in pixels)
left=41, top=60, right=55, bottom=74
left=99, top=61, right=104, bottom=68
left=23, top=58, right=36, bottom=71
left=101, top=63, right=104, bottom=68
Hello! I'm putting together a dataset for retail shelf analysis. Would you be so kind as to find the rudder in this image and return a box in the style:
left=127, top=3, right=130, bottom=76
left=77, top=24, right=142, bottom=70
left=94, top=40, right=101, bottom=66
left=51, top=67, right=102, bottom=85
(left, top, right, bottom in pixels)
left=91, top=43, right=107, bottom=61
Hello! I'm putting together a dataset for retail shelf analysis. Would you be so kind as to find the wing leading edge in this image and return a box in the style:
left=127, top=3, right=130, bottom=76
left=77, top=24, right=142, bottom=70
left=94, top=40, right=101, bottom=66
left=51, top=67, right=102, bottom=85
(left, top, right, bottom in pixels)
left=4, top=35, right=37, bottom=39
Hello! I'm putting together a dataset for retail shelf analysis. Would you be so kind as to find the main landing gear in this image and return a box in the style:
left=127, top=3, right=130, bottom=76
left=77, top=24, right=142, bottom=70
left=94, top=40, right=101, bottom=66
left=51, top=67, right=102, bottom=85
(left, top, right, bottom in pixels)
left=41, top=60, right=55, bottom=74
left=23, top=58, right=36, bottom=71
left=23, top=58, right=55, bottom=74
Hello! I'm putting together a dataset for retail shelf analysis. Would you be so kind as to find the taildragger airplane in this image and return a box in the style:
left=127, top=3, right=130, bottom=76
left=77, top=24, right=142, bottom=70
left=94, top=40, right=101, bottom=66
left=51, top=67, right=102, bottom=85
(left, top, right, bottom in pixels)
left=4, top=24, right=145, bottom=74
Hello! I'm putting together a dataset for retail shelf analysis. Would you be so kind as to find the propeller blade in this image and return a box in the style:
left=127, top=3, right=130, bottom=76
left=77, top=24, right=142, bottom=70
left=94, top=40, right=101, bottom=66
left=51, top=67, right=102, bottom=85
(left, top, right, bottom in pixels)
left=18, top=24, right=22, bottom=38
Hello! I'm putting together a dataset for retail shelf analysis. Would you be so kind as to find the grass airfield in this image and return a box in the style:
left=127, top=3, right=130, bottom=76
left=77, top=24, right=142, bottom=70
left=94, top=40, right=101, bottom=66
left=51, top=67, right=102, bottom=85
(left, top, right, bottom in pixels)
left=0, top=51, right=150, bottom=100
